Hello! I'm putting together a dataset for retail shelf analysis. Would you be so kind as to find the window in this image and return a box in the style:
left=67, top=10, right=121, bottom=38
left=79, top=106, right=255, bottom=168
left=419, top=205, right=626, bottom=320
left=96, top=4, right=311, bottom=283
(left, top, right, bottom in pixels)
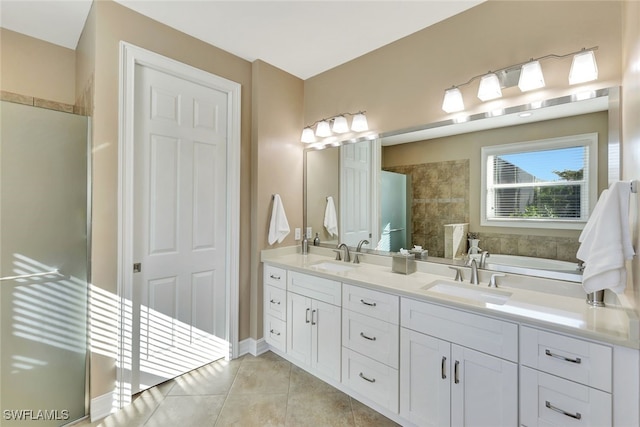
left=481, top=133, right=598, bottom=229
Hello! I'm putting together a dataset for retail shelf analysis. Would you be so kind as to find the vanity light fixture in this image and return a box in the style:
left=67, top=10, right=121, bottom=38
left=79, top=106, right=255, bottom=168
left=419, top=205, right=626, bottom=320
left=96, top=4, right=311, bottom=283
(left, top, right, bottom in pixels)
left=300, top=111, right=369, bottom=143
left=442, top=46, right=599, bottom=113
left=442, top=87, right=465, bottom=113
left=477, top=73, right=502, bottom=101
left=569, top=49, right=598, bottom=85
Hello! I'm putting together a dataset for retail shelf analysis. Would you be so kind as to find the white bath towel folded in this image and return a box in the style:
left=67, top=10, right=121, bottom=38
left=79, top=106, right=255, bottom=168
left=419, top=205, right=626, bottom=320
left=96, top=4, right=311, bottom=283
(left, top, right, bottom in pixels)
left=268, top=194, right=290, bottom=245
left=577, top=181, right=634, bottom=294
left=324, top=196, right=338, bottom=237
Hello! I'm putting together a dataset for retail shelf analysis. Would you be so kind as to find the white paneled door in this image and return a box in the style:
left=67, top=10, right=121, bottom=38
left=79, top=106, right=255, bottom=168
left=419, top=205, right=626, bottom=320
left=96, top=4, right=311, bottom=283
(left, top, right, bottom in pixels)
left=340, top=140, right=372, bottom=246
left=131, top=64, right=229, bottom=393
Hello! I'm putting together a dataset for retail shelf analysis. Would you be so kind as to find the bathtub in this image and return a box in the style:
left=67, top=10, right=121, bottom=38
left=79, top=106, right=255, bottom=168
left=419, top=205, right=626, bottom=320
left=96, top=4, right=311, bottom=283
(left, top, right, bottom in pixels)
left=478, top=253, right=582, bottom=282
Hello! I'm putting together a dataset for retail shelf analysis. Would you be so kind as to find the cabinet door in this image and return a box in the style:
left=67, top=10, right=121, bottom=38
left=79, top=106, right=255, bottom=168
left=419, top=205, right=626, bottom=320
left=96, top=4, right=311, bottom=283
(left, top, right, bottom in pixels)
left=287, top=292, right=312, bottom=366
left=312, top=300, right=341, bottom=381
left=451, top=345, right=518, bottom=427
left=400, top=328, right=450, bottom=427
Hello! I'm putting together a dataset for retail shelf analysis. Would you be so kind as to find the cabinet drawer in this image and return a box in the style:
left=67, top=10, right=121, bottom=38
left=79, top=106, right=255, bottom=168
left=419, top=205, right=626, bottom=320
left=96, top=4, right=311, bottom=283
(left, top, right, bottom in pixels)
left=264, top=264, right=287, bottom=289
left=342, top=348, right=399, bottom=413
left=342, top=309, right=399, bottom=368
left=521, top=326, right=612, bottom=392
left=401, top=298, right=517, bottom=362
left=343, top=284, right=399, bottom=324
left=288, top=271, right=341, bottom=305
left=264, top=285, right=286, bottom=321
left=265, top=315, right=286, bottom=353
left=521, top=366, right=611, bottom=427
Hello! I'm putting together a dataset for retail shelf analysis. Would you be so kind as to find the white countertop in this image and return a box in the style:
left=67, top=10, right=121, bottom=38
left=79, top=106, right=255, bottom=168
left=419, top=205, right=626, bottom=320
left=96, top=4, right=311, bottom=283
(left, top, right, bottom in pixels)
left=262, top=247, right=640, bottom=349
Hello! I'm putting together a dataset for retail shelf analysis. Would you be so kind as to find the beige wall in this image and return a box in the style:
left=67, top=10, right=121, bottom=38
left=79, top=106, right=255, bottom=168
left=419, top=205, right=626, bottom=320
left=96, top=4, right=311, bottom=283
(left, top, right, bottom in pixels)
left=622, top=0, right=640, bottom=311
left=0, top=29, right=77, bottom=105
left=382, top=111, right=609, bottom=239
left=304, top=1, right=622, bottom=136
left=84, top=0, right=254, bottom=399
left=250, top=60, right=304, bottom=339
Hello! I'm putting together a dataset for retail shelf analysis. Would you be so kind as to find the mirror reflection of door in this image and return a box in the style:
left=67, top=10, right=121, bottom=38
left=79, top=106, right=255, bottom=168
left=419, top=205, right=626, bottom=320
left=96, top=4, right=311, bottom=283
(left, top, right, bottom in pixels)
left=340, top=141, right=372, bottom=246
left=379, top=171, right=411, bottom=252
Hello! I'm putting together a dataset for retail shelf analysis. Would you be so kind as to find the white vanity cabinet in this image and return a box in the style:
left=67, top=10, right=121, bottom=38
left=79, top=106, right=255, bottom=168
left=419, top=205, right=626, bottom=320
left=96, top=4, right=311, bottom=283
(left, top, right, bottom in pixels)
left=286, top=271, right=342, bottom=382
left=263, top=265, right=287, bottom=352
left=400, top=298, right=518, bottom=427
left=519, top=326, right=613, bottom=427
left=341, top=284, right=400, bottom=413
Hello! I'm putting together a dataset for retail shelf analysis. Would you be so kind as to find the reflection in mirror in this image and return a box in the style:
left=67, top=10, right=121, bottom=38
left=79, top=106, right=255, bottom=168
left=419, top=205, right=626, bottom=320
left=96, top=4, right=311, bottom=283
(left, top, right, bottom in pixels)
left=304, top=88, right=620, bottom=282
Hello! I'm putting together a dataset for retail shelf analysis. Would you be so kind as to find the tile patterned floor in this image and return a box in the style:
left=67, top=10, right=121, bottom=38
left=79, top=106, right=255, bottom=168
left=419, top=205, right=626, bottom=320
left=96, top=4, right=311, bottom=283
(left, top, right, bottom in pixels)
left=74, top=351, right=400, bottom=426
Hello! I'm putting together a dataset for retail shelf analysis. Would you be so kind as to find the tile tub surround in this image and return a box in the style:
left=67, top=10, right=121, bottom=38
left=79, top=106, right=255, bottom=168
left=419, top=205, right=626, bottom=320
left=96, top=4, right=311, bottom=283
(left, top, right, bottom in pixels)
left=72, top=352, right=398, bottom=427
left=383, top=160, right=581, bottom=262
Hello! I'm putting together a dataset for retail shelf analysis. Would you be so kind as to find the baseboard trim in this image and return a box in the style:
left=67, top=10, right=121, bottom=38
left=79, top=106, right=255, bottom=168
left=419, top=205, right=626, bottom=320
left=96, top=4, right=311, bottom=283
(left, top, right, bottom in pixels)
left=238, top=337, right=268, bottom=357
left=90, top=391, right=115, bottom=422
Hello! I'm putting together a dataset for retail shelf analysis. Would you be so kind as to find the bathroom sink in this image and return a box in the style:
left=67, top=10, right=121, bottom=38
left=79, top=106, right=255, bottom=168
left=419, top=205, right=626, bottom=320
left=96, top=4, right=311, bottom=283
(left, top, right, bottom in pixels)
left=309, top=261, right=356, bottom=273
left=422, top=281, right=512, bottom=305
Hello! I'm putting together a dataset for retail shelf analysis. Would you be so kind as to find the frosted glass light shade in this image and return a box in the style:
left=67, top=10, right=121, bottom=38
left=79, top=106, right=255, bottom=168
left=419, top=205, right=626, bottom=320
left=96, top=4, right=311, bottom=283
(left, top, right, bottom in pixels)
left=315, top=120, right=332, bottom=137
left=332, top=116, right=349, bottom=133
left=477, top=73, right=502, bottom=101
left=351, top=113, right=368, bottom=132
left=442, top=87, right=464, bottom=113
left=569, top=50, right=598, bottom=85
left=301, top=127, right=315, bottom=143
left=518, top=61, right=545, bottom=92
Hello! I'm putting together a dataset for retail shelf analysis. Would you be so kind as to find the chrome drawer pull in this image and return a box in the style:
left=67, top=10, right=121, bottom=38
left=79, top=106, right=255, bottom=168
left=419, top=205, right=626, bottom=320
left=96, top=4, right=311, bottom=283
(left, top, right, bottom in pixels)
left=270, top=329, right=281, bottom=336
left=454, top=360, right=460, bottom=384
left=359, top=372, right=376, bottom=383
left=360, top=332, right=377, bottom=341
left=270, top=299, right=280, bottom=305
left=269, top=274, right=281, bottom=280
left=441, top=356, right=447, bottom=379
left=305, top=308, right=310, bottom=323
left=545, top=349, right=582, bottom=364
left=311, top=309, right=317, bottom=325
left=545, top=401, right=582, bottom=420
left=360, top=299, right=377, bottom=307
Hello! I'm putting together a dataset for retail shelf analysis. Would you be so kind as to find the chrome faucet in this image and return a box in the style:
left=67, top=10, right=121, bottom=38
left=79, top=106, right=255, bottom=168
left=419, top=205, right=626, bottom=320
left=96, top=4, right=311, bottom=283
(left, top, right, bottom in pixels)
left=353, top=239, right=370, bottom=264
left=337, top=243, right=351, bottom=263
left=479, top=251, right=490, bottom=268
left=469, top=258, right=479, bottom=285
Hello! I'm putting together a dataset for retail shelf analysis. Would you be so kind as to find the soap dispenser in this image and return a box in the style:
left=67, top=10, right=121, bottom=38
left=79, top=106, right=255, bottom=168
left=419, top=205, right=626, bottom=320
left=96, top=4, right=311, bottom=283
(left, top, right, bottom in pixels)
left=313, top=233, right=320, bottom=246
left=301, top=235, right=309, bottom=254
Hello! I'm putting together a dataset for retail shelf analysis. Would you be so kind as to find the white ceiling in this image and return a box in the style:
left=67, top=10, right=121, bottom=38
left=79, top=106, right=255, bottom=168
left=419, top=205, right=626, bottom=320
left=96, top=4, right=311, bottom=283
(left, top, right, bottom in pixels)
left=0, top=0, right=483, bottom=79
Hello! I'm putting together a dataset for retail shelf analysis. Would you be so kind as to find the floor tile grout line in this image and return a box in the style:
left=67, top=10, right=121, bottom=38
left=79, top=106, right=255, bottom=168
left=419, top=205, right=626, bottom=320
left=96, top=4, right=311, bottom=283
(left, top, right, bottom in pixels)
left=212, top=356, right=243, bottom=427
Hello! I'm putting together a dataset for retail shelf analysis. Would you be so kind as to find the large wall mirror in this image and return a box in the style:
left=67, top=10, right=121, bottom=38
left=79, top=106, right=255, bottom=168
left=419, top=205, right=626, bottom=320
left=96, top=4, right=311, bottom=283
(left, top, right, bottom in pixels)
left=303, top=87, right=620, bottom=282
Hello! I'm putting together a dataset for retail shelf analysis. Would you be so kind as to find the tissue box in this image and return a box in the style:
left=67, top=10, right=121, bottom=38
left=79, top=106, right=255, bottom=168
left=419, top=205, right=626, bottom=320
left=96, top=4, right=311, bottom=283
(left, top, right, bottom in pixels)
left=392, top=253, right=416, bottom=275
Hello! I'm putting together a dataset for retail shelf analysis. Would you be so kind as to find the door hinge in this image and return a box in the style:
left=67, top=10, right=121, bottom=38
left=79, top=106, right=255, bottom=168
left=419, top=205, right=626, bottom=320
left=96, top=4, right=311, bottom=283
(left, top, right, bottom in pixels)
left=133, top=263, right=142, bottom=273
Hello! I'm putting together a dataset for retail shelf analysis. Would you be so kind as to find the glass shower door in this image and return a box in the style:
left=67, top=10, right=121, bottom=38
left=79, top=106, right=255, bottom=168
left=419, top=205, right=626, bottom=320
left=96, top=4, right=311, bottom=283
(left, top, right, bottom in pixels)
left=1, top=101, right=89, bottom=426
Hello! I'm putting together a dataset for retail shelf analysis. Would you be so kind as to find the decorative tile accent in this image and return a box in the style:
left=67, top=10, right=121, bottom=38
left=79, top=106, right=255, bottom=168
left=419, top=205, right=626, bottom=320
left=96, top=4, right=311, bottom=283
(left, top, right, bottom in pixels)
left=1, top=90, right=33, bottom=105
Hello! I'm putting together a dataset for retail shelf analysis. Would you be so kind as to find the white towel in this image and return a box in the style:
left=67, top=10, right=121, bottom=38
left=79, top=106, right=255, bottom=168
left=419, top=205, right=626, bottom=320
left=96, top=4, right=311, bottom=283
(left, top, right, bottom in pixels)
left=324, top=196, right=338, bottom=237
left=577, top=181, right=634, bottom=294
left=268, top=194, right=290, bottom=245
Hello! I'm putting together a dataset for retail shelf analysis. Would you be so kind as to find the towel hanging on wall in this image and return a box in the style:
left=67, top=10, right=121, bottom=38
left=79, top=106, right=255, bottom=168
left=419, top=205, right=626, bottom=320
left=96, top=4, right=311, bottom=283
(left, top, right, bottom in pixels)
left=324, top=196, right=338, bottom=237
left=268, top=194, right=290, bottom=245
left=577, top=181, right=635, bottom=294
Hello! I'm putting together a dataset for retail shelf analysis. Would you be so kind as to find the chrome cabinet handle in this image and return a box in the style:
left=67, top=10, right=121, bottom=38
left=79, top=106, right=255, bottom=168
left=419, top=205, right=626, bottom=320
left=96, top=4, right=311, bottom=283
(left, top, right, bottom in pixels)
left=270, top=299, right=280, bottom=305
left=545, top=401, right=582, bottom=420
left=545, top=349, right=582, bottom=364
left=305, top=308, right=310, bottom=323
left=359, top=372, right=376, bottom=383
left=270, top=329, right=280, bottom=336
left=269, top=274, right=281, bottom=280
left=454, top=360, right=460, bottom=384
left=360, top=299, right=377, bottom=307
left=441, top=356, right=447, bottom=379
left=311, top=309, right=317, bottom=325
left=360, top=332, right=377, bottom=341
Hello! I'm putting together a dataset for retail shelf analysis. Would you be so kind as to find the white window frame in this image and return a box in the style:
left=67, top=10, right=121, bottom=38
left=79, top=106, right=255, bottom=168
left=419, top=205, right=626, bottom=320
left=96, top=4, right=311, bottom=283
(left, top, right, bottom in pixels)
left=481, top=133, right=598, bottom=230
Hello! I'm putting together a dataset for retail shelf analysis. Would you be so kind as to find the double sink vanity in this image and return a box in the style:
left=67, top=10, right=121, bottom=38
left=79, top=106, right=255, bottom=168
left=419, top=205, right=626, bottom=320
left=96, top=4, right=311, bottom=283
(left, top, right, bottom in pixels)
left=261, top=246, right=639, bottom=427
